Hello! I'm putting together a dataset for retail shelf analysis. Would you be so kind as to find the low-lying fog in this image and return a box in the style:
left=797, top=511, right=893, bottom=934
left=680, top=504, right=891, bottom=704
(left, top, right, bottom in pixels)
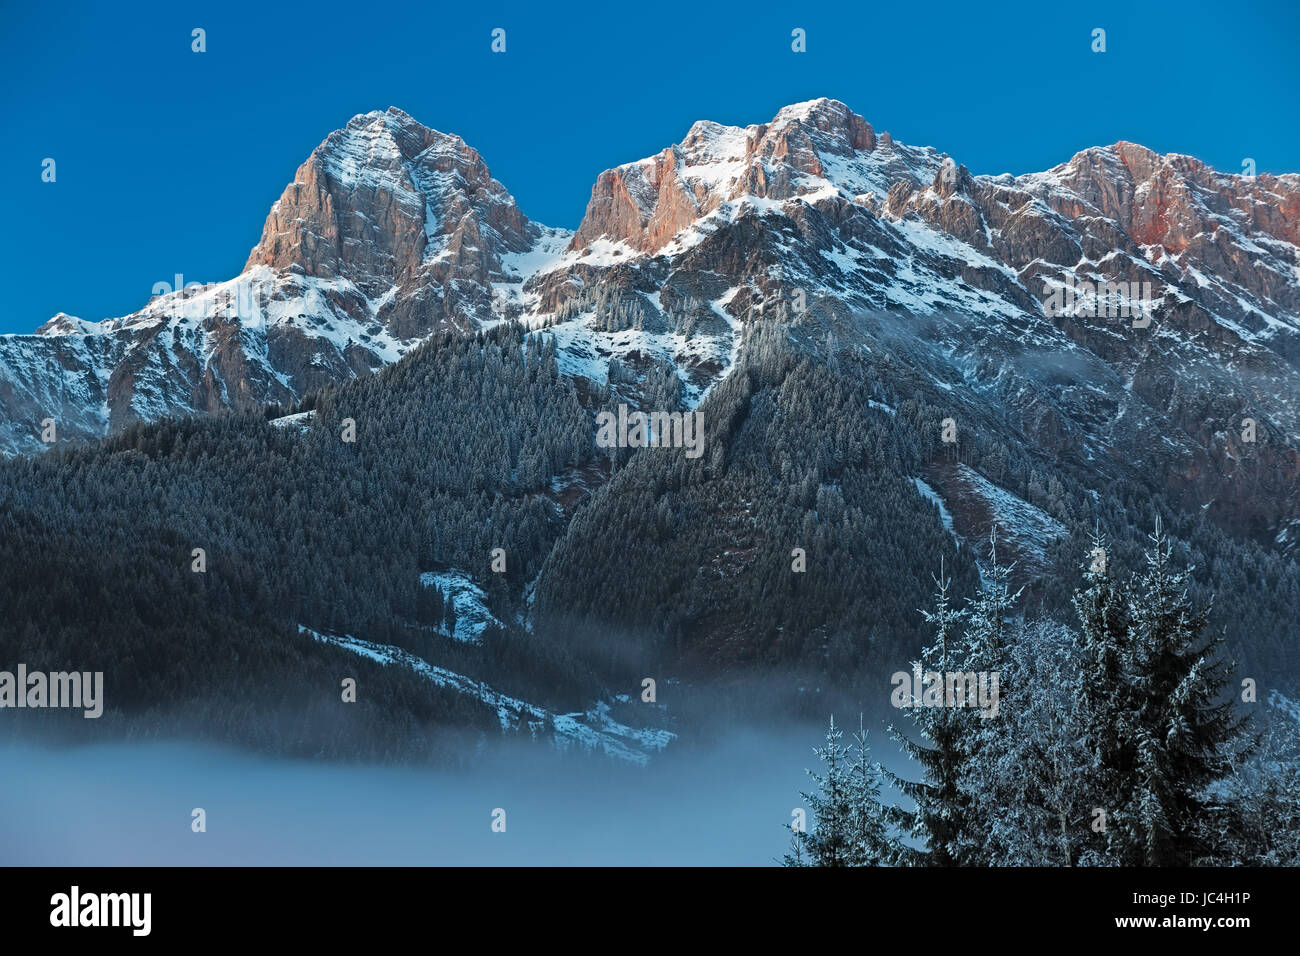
left=1, top=723, right=915, bottom=865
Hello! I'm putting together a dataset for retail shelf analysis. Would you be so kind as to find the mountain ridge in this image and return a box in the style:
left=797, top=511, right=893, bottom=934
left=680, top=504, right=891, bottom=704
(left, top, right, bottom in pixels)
left=2, top=98, right=1298, bottom=557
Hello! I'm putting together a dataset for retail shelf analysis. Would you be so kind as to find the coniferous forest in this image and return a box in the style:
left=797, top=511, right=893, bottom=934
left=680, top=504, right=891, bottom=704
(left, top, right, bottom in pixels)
left=785, top=526, right=1300, bottom=867
left=2, top=318, right=1297, bottom=872
left=8, top=4, right=1300, bottom=930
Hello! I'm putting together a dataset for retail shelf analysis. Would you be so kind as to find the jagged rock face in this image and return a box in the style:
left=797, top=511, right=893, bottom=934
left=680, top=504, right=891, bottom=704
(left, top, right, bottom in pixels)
left=2, top=97, right=1299, bottom=556
left=0, top=108, right=543, bottom=455
left=1009, top=143, right=1300, bottom=341
left=570, top=100, right=881, bottom=254
left=531, top=98, right=1300, bottom=552
left=246, top=107, right=537, bottom=334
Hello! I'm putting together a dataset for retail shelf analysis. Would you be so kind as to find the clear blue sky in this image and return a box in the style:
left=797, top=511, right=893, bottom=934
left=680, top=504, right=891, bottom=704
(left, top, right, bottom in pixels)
left=2, top=0, right=1297, bottom=334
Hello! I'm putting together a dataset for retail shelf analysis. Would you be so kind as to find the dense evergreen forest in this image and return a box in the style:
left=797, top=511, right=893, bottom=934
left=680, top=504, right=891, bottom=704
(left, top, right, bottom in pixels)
left=1, top=320, right=1296, bottom=762
left=786, top=526, right=1300, bottom=866
left=0, top=328, right=603, bottom=759
left=537, top=318, right=1299, bottom=685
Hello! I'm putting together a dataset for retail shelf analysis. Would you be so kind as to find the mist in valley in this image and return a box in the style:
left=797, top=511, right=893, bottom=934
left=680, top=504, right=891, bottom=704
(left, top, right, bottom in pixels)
left=0, top=718, right=915, bottom=866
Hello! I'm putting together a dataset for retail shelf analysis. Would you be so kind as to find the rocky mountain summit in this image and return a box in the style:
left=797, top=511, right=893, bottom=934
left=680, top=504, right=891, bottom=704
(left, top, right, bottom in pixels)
left=525, top=98, right=1300, bottom=554
left=0, top=107, right=553, bottom=454
left=2, top=98, right=1298, bottom=554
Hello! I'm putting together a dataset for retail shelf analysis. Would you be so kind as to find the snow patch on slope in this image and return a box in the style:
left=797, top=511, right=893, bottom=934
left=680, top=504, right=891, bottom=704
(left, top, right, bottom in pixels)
left=419, top=570, right=502, bottom=643
left=300, top=626, right=674, bottom=764
left=912, top=477, right=958, bottom=545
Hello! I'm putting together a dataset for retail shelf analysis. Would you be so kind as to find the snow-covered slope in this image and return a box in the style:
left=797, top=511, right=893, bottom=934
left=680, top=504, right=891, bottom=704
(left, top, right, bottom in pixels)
left=519, top=98, right=1300, bottom=549
left=3, top=98, right=1299, bottom=551
left=418, top=570, right=503, bottom=644
left=301, top=626, right=673, bottom=764
left=0, top=107, right=553, bottom=455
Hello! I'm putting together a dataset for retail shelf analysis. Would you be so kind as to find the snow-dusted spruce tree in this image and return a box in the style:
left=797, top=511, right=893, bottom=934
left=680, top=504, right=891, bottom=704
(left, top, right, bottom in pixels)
left=784, top=715, right=862, bottom=866
left=784, top=715, right=896, bottom=866
left=960, top=619, right=1093, bottom=865
left=788, top=521, right=1257, bottom=867
left=1070, top=525, right=1135, bottom=864
left=847, top=716, right=898, bottom=865
left=962, top=529, right=1018, bottom=671
left=1115, top=520, right=1239, bottom=866
left=884, top=568, right=975, bottom=866
left=1208, top=712, right=1300, bottom=865
left=950, top=530, right=1017, bottom=864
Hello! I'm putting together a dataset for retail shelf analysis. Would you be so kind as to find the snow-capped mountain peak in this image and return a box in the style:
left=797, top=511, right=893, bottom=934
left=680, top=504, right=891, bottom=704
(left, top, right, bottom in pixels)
left=3, top=99, right=1299, bottom=559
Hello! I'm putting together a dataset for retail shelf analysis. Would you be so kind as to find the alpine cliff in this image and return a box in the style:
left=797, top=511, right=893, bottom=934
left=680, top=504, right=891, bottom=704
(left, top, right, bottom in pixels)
left=4, top=99, right=1297, bottom=552
left=3, top=99, right=1299, bottom=759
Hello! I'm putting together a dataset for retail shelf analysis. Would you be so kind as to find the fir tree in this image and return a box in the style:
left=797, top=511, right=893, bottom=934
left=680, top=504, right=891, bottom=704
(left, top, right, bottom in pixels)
left=951, top=530, right=1018, bottom=864
left=785, top=715, right=895, bottom=867
left=961, top=619, right=1091, bottom=865
left=785, top=715, right=862, bottom=866
left=1211, top=713, right=1300, bottom=866
left=885, top=566, right=973, bottom=866
left=962, top=528, right=1019, bottom=670
left=1070, top=524, right=1135, bottom=863
left=1121, top=519, right=1238, bottom=865
left=847, top=716, right=896, bottom=865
